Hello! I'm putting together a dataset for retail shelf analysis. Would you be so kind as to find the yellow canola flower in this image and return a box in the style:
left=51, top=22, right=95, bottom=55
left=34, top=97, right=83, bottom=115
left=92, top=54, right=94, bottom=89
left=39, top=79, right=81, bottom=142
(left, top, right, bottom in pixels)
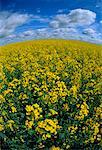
left=50, top=146, right=61, bottom=150
left=97, top=134, right=101, bottom=141
left=93, top=123, right=100, bottom=135
left=26, top=105, right=34, bottom=112
left=0, top=124, right=4, bottom=131
left=0, top=39, right=102, bottom=148
left=90, top=137, right=95, bottom=143
left=11, top=106, right=17, bottom=113
left=6, top=120, right=15, bottom=131
left=42, top=133, right=51, bottom=140
left=33, top=109, right=41, bottom=120
left=70, top=85, right=77, bottom=97
left=25, top=103, right=42, bottom=126
left=68, top=125, right=78, bottom=134
left=49, top=109, right=58, bottom=116
left=46, top=133, right=51, bottom=138
left=76, top=104, right=80, bottom=108
left=19, top=93, right=28, bottom=100
left=33, top=103, right=40, bottom=108
left=20, top=135, right=24, bottom=143
left=75, top=102, right=89, bottom=120
left=0, top=117, right=3, bottom=123
left=0, top=95, right=5, bottom=103
left=94, top=105, right=102, bottom=119
left=8, top=83, right=15, bottom=87
left=45, top=125, right=53, bottom=132
left=63, top=103, right=69, bottom=111
left=42, top=134, right=47, bottom=140
left=80, top=109, right=89, bottom=116
left=22, top=94, right=28, bottom=100
left=25, top=120, right=33, bottom=129
left=3, top=89, right=13, bottom=96
left=33, top=103, right=42, bottom=112
left=36, top=119, right=61, bottom=140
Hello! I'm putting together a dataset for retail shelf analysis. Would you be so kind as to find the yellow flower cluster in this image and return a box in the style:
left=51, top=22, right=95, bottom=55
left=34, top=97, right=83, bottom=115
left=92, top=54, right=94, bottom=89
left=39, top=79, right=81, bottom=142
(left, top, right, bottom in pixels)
left=25, top=103, right=42, bottom=129
left=0, top=94, right=5, bottom=104
left=9, top=103, right=17, bottom=113
left=48, top=109, right=58, bottom=116
left=70, top=85, right=77, bottom=98
left=3, top=89, right=13, bottom=96
left=75, top=102, right=89, bottom=120
left=19, top=93, right=28, bottom=101
left=0, top=40, right=102, bottom=149
left=0, top=63, right=4, bottom=79
left=63, top=103, right=69, bottom=111
left=94, top=104, right=102, bottom=120
left=89, top=122, right=100, bottom=143
left=93, top=123, right=100, bottom=136
left=0, top=117, right=4, bottom=131
left=84, top=119, right=101, bottom=144
left=68, top=125, right=78, bottom=134
left=8, top=78, right=20, bottom=89
left=50, top=146, right=61, bottom=150
left=36, top=119, right=61, bottom=140
left=25, top=120, right=34, bottom=129
left=42, top=80, right=68, bottom=104
left=11, top=106, right=17, bottom=113
left=6, top=120, right=15, bottom=131
left=0, top=124, right=4, bottom=131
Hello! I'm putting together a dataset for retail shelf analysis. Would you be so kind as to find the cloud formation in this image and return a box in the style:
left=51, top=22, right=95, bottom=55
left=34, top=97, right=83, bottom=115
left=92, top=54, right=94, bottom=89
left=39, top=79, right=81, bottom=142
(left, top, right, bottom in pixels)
left=49, top=9, right=96, bottom=28
left=0, top=11, right=32, bottom=37
left=1, top=25, right=102, bottom=46
left=82, top=28, right=96, bottom=36
left=0, top=11, right=49, bottom=38
left=0, top=9, right=102, bottom=45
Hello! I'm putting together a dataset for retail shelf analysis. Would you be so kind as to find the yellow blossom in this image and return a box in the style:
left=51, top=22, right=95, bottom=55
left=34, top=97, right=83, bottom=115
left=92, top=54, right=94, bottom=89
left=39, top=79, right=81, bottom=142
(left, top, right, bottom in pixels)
left=11, top=106, right=17, bottom=113
left=6, top=120, right=15, bottom=131
left=0, top=95, right=5, bottom=103
left=26, top=105, right=34, bottom=112
left=25, top=120, right=33, bottom=129
left=50, top=146, right=61, bottom=150
left=0, top=124, right=4, bottom=131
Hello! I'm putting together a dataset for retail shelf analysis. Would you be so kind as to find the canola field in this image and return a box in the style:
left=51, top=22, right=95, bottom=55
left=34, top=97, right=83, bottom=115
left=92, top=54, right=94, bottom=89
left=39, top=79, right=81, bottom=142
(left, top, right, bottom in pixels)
left=0, top=40, right=102, bottom=149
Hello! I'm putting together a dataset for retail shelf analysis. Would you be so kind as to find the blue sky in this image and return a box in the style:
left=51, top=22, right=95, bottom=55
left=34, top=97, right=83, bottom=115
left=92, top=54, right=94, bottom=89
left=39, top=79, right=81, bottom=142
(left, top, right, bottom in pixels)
left=0, top=0, right=102, bottom=45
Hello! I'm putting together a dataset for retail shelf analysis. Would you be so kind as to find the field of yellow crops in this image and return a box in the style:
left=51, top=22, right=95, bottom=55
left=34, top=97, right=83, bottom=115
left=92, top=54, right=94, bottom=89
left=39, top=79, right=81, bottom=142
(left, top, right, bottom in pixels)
left=0, top=40, right=102, bottom=149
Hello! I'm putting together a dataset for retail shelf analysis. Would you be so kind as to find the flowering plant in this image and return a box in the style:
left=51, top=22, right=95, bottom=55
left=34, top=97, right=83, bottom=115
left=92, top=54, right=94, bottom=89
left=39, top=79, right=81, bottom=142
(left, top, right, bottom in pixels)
left=0, top=40, right=102, bottom=149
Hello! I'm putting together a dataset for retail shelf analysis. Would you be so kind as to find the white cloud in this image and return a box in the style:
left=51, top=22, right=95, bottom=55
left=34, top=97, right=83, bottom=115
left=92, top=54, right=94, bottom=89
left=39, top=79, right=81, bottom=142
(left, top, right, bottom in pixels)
left=68, top=9, right=96, bottom=26
left=7, top=34, right=17, bottom=38
left=0, top=11, right=32, bottom=37
left=1, top=26, right=102, bottom=45
left=57, top=9, right=64, bottom=13
left=0, top=9, right=101, bottom=45
left=3, top=27, right=77, bottom=41
left=0, top=11, right=49, bottom=38
left=49, top=20, right=60, bottom=28
left=78, top=35, right=102, bottom=44
left=50, top=28, right=78, bottom=38
left=20, top=30, right=35, bottom=37
left=49, top=9, right=96, bottom=28
left=32, top=15, right=50, bottom=22
left=49, top=14, right=69, bottom=28
left=57, top=9, right=67, bottom=13
left=16, top=28, right=50, bottom=40
left=100, top=20, right=102, bottom=24
left=82, top=28, right=96, bottom=36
